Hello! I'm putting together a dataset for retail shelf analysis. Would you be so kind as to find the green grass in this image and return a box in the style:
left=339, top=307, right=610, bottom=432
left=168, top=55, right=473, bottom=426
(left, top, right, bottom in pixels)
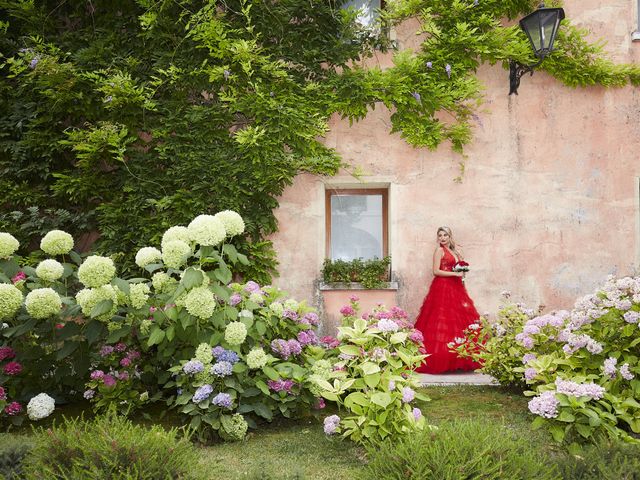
left=0, top=386, right=545, bottom=479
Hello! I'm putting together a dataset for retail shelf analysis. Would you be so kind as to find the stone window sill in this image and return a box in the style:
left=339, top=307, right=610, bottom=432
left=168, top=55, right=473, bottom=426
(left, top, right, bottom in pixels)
left=319, top=281, right=399, bottom=291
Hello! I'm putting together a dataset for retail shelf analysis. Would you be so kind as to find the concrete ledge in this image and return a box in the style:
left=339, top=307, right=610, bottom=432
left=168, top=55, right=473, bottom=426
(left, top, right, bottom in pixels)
left=319, top=281, right=399, bottom=291
left=418, top=372, right=498, bottom=386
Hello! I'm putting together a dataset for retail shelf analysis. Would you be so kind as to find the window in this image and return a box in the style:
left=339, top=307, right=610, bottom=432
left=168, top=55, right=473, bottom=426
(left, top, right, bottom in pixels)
left=634, top=0, right=640, bottom=41
left=325, top=188, right=388, bottom=261
left=341, top=0, right=384, bottom=29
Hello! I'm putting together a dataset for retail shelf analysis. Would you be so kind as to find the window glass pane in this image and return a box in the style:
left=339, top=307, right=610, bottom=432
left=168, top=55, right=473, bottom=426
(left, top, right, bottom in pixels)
left=330, top=194, right=383, bottom=261
left=341, top=0, right=381, bottom=28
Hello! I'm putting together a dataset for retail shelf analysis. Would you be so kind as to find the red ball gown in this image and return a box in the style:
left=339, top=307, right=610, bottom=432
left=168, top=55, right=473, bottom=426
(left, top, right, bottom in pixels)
left=414, top=246, right=481, bottom=373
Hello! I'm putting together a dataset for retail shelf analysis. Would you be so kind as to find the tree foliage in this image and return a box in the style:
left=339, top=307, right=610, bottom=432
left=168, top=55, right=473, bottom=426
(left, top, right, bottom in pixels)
left=1, top=0, right=638, bottom=275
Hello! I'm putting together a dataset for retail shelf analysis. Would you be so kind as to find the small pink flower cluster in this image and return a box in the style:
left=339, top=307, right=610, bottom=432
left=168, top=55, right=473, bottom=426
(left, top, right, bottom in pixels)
left=267, top=379, right=295, bottom=393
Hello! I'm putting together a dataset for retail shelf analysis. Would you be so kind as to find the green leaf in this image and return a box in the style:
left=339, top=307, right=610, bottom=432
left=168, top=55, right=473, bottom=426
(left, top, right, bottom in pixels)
left=370, top=392, right=392, bottom=408
left=106, top=325, right=131, bottom=343
left=56, top=341, right=79, bottom=360
left=84, top=320, right=104, bottom=344
left=360, top=362, right=380, bottom=375
left=344, top=392, right=370, bottom=408
left=69, top=251, right=83, bottom=265
left=557, top=411, right=575, bottom=423
left=255, top=380, right=270, bottom=395
left=222, top=244, right=238, bottom=263
left=263, top=366, right=279, bottom=381
left=144, top=263, right=164, bottom=273
left=364, top=373, right=381, bottom=389
left=166, top=325, right=175, bottom=341
left=112, top=277, right=130, bottom=295
left=182, top=267, right=204, bottom=289
left=90, top=300, right=113, bottom=319
left=252, top=402, right=273, bottom=421
left=148, top=327, right=166, bottom=346
left=255, top=321, right=266, bottom=336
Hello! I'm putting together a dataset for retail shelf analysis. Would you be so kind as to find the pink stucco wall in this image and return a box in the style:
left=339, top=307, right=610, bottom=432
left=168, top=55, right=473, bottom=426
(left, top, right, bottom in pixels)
left=269, top=1, right=640, bottom=323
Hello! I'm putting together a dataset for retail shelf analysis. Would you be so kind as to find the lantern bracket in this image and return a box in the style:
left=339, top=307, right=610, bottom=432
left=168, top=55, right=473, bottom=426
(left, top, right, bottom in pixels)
left=508, top=58, right=543, bottom=95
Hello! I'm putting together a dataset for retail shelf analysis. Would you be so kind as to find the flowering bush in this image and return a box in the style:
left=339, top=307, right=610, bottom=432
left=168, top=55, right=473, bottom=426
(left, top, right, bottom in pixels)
left=314, top=299, right=428, bottom=444
left=451, top=292, right=544, bottom=389
left=520, top=276, right=640, bottom=443
left=84, top=343, right=150, bottom=415
left=164, top=278, right=330, bottom=442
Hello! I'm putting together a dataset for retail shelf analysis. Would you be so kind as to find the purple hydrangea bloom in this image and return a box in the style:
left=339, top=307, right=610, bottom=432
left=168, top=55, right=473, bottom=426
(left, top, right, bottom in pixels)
left=301, top=312, right=320, bottom=326
left=90, top=370, right=105, bottom=380
left=183, top=359, right=205, bottom=375
left=211, top=361, right=233, bottom=377
left=603, top=357, right=618, bottom=378
left=282, top=309, right=298, bottom=321
left=211, top=346, right=225, bottom=358
left=287, top=339, right=302, bottom=356
left=297, top=329, right=318, bottom=346
left=620, top=363, right=635, bottom=380
left=83, top=389, right=95, bottom=400
left=216, top=349, right=239, bottom=364
left=340, top=305, right=356, bottom=316
left=445, top=64, right=452, bottom=78
left=29, top=56, right=39, bottom=69
left=100, top=345, right=114, bottom=357
left=413, top=407, right=422, bottom=420
left=524, top=368, right=538, bottom=381
left=528, top=391, right=559, bottom=418
left=555, top=378, right=606, bottom=400
left=267, top=379, right=295, bottom=393
left=212, top=392, right=232, bottom=408
left=402, top=387, right=415, bottom=403
left=411, top=92, right=422, bottom=104
left=426, top=61, right=432, bottom=69
left=229, top=293, right=242, bottom=306
left=377, top=319, right=399, bottom=332
left=323, top=415, right=340, bottom=435
left=522, top=353, right=537, bottom=364
left=271, top=339, right=290, bottom=359
left=193, top=384, right=213, bottom=403
left=244, top=281, right=260, bottom=293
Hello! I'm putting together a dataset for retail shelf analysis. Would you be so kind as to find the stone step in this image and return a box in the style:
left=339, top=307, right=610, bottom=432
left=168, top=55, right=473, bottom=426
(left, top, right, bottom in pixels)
left=418, top=372, right=498, bottom=386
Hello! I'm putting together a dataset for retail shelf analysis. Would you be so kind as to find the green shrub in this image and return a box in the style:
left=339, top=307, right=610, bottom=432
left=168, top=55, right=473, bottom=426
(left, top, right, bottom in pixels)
left=0, top=441, right=32, bottom=480
left=21, top=411, right=201, bottom=479
left=360, top=418, right=560, bottom=480
left=321, top=257, right=391, bottom=289
left=555, top=438, right=640, bottom=480
left=316, top=300, right=428, bottom=444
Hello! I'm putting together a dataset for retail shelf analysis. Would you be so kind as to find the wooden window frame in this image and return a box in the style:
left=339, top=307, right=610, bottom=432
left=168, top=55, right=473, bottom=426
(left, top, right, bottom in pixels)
left=325, top=188, right=389, bottom=260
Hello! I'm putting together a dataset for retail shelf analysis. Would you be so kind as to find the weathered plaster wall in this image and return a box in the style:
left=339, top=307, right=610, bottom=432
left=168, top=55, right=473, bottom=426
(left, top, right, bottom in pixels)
left=269, top=1, right=640, bottom=320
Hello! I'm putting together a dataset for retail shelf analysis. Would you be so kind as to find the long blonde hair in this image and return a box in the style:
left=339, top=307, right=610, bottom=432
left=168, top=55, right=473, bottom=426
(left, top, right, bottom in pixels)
left=437, top=226, right=462, bottom=259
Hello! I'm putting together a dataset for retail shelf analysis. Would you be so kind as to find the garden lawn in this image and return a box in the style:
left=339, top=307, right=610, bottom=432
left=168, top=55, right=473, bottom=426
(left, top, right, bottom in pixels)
left=0, top=385, right=544, bottom=479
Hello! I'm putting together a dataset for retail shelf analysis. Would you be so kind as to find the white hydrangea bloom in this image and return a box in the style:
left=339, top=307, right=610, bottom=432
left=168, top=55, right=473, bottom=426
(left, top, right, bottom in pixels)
left=213, top=210, right=245, bottom=237
left=35, top=259, right=65, bottom=282
left=185, top=286, right=217, bottom=319
left=161, top=240, right=191, bottom=269
left=27, top=393, right=55, bottom=420
left=78, top=255, right=116, bottom=288
left=129, top=283, right=151, bottom=309
left=40, top=230, right=74, bottom=256
left=0, top=232, right=20, bottom=259
left=76, top=285, right=118, bottom=321
left=161, top=226, right=191, bottom=248
left=225, top=321, right=247, bottom=345
left=25, top=288, right=62, bottom=319
left=135, top=247, right=162, bottom=268
left=188, top=215, right=226, bottom=246
left=0, top=283, right=23, bottom=319
left=246, top=348, right=268, bottom=369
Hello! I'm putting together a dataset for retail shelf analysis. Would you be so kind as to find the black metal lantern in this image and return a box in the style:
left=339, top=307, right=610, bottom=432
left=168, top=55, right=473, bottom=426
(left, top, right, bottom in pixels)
left=509, top=3, right=565, bottom=95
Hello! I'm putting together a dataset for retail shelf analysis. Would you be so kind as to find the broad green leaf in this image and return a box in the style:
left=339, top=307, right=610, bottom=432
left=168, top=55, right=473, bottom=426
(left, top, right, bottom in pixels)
left=90, top=299, right=113, bottom=319
left=148, top=327, right=165, bottom=346
left=56, top=341, right=79, bottom=360
left=370, top=392, right=392, bottom=408
left=181, top=267, right=203, bottom=289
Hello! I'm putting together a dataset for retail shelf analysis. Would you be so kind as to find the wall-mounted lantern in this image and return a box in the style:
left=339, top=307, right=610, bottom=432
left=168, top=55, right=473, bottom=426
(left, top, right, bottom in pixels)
left=509, top=3, right=565, bottom=95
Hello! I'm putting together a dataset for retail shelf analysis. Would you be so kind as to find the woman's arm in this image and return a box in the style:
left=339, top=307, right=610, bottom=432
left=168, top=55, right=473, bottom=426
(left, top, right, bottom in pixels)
left=432, top=247, right=463, bottom=277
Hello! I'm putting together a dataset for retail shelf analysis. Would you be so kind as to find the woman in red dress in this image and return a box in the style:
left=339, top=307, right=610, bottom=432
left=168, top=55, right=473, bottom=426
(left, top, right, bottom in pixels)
left=414, top=226, right=481, bottom=373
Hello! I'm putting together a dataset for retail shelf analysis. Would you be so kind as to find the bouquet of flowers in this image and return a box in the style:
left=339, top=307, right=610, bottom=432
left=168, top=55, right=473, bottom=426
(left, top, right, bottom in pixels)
left=453, top=261, right=470, bottom=272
